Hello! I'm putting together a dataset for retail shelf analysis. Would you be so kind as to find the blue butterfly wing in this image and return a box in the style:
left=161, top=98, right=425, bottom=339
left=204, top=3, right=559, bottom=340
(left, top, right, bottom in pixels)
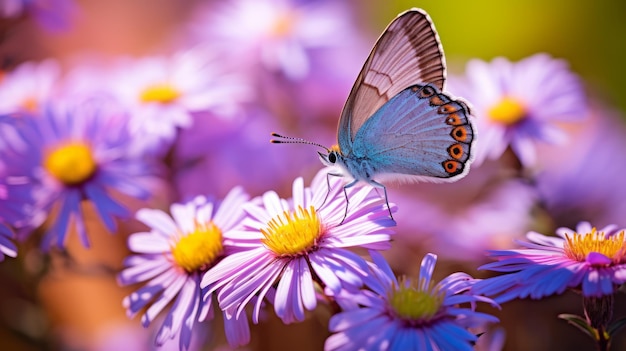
left=338, top=9, right=446, bottom=153
left=350, top=84, right=475, bottom=182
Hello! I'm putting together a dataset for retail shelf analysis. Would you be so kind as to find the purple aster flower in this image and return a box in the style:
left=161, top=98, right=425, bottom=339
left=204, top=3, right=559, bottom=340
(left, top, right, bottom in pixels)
left=7, top=100, right=159, bottom=249
left=388, top=160, right=538, bottom=262
left=0, top=59, right=61, bottom=115
left=187, top=0, right=366, bottom=125
left=201, top=168, right=396, bottom=325
left=0, top=224, right=17, bottom=261
left=118, top=187, right=251, bottom=350
left=191, top=0, right=357, bottom=80
left=448, top=53, right=588, bottom=167
left=107, top=50, right=250, bottom=155
left=0, top=117, right=47, bottom=240
left=474, top=221, right=626, bottom=302
left=535, top=103, right=626, bottom=228
left=325, top=251, right=499, bottom=351
left=0, top=138, right=37, bottom=257
left=0, top=127, right=40, bottom=228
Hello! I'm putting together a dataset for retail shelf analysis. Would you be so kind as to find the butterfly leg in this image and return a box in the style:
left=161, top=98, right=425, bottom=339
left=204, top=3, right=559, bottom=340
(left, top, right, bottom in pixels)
left=339, top=179, right=359, bottom=225
left=321, top=172, right=343, bottom=209
left=369, top=180, right=394, bottom=221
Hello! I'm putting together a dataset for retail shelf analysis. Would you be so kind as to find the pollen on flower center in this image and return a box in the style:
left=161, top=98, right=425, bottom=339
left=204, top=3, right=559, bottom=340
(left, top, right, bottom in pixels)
left=140, top=83, right=180, bottom=104
left=171, top=221, right=223, bottom=273
left=44, top=142, right=97, bottom=185
left=488, top=97, right=527, bottom=125
left=388, top=277, right=444, bottom=322
left=261, top=205, right=321, bottom=256
left=564, top=228, right=626, bottom=263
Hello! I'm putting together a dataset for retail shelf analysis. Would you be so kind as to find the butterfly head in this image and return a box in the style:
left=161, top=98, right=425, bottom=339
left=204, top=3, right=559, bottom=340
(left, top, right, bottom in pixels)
left=317, top=144, right=345, bottom=168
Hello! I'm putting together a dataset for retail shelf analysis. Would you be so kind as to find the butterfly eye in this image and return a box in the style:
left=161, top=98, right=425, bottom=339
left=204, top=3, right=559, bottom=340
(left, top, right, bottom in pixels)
left=328, top=152, right=337, bottom=164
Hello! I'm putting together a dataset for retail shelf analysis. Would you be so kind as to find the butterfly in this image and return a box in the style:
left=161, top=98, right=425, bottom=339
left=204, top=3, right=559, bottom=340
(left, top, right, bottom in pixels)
left=272, top=8, right=475, bottom=221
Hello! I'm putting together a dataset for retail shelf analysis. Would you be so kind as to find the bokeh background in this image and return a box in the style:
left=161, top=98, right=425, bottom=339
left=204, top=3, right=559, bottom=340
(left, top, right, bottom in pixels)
left=1, top=1, right=626, bottom=350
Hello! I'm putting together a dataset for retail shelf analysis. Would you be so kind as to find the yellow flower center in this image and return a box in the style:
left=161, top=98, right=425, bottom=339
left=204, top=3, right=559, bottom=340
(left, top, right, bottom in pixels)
left=44, top=142, right=97, bottom=185
left=270, top=10, right=298, bottom=38
left=488, top=97, right=527, bottom=125
left=564, top=228, right=626, bottom=263
left=388, top=277, right=444, bottom=321
left=171, top=221, right=223, bottom=273
left=21, top=96, right=38, bottom=112
left=140, top=83, right=180, bottom=104
left=261, top=205, right=321, bottom=256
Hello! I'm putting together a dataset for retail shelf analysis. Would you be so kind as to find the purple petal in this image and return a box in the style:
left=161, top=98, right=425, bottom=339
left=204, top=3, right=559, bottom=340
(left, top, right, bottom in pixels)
left=586, top=252, right=612, bottom=266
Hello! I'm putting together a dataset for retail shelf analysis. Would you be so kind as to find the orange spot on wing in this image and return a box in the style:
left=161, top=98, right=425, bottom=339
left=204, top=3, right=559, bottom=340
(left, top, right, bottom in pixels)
left=418, top=85, right=436, bottom=98
left=429, top=95, right=445, bottom=106
left=451, top=126, right=470, bottom=142
left=448, top=143, right=464, bottom=160
left=444, top=113, right=464, bottom=126
left=438, top=103, right=461, bottom=114
left=442, top=160, right=463, bottom=175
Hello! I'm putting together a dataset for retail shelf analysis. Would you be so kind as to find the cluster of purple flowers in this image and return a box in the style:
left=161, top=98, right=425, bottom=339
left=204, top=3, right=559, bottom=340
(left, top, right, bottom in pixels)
left=1, top=1, right=626, bottom=351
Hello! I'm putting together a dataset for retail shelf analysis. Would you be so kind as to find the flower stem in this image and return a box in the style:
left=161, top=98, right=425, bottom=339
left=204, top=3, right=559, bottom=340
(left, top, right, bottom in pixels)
left=583, top=295, right=614, bottom=351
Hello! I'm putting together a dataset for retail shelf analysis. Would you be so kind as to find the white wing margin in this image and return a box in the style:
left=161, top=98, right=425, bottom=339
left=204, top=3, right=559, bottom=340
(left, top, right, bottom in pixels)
left=338, top=8, right=446, bottom=144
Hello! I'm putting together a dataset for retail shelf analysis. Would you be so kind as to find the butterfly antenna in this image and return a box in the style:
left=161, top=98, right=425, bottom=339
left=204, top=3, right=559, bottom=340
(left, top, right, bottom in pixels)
left=270, top=132, right=329, bottom=152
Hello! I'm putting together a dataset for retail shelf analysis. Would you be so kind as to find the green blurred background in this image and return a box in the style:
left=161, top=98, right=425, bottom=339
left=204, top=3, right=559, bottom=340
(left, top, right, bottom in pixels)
left=363, top=0, right=626, bottom=112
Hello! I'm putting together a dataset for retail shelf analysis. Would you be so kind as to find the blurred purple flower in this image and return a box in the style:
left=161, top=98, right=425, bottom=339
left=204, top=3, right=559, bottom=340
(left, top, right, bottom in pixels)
left=118, top=187, right=251, bottom=350
left=0, top=149, right=33, bottom=257
left=105, top=50, right=250, bottom=155
left=201, top=168, right=396, bottom=325
left=388, top=160, right=538, bottom=262
left=7, top=100, right=159, bottom=249
left=0, top=0, right=77, bottom=31
left=325, top=251, right=498, bottom=351
left=474, top=327, right=506, bottom=351
left=93, top=323, right=205, bottom=351
left=252, top=51, right=364, bottom=124
left=172, top=106, right=327, bottom=199
left=186, top=0, right=366, bottom=124
left=535, top=103, right=626, bottom=228
left=192, top=0, right=358, bottom=80
left=0, top=224, right=17, bottom=261
left=448, top=53, right=588, bottom=167
left=0, top=117, right=46, bottom=239
left=474, top=221, right=626, bottom=302
left=0, top=59, right=61, bottom=115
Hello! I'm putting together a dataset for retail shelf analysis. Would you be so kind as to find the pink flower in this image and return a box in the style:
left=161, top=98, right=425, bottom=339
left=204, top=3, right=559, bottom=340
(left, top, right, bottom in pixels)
left=201, top=168, right=396, bottom=324
left=118, top=187, right=252, bottom=350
